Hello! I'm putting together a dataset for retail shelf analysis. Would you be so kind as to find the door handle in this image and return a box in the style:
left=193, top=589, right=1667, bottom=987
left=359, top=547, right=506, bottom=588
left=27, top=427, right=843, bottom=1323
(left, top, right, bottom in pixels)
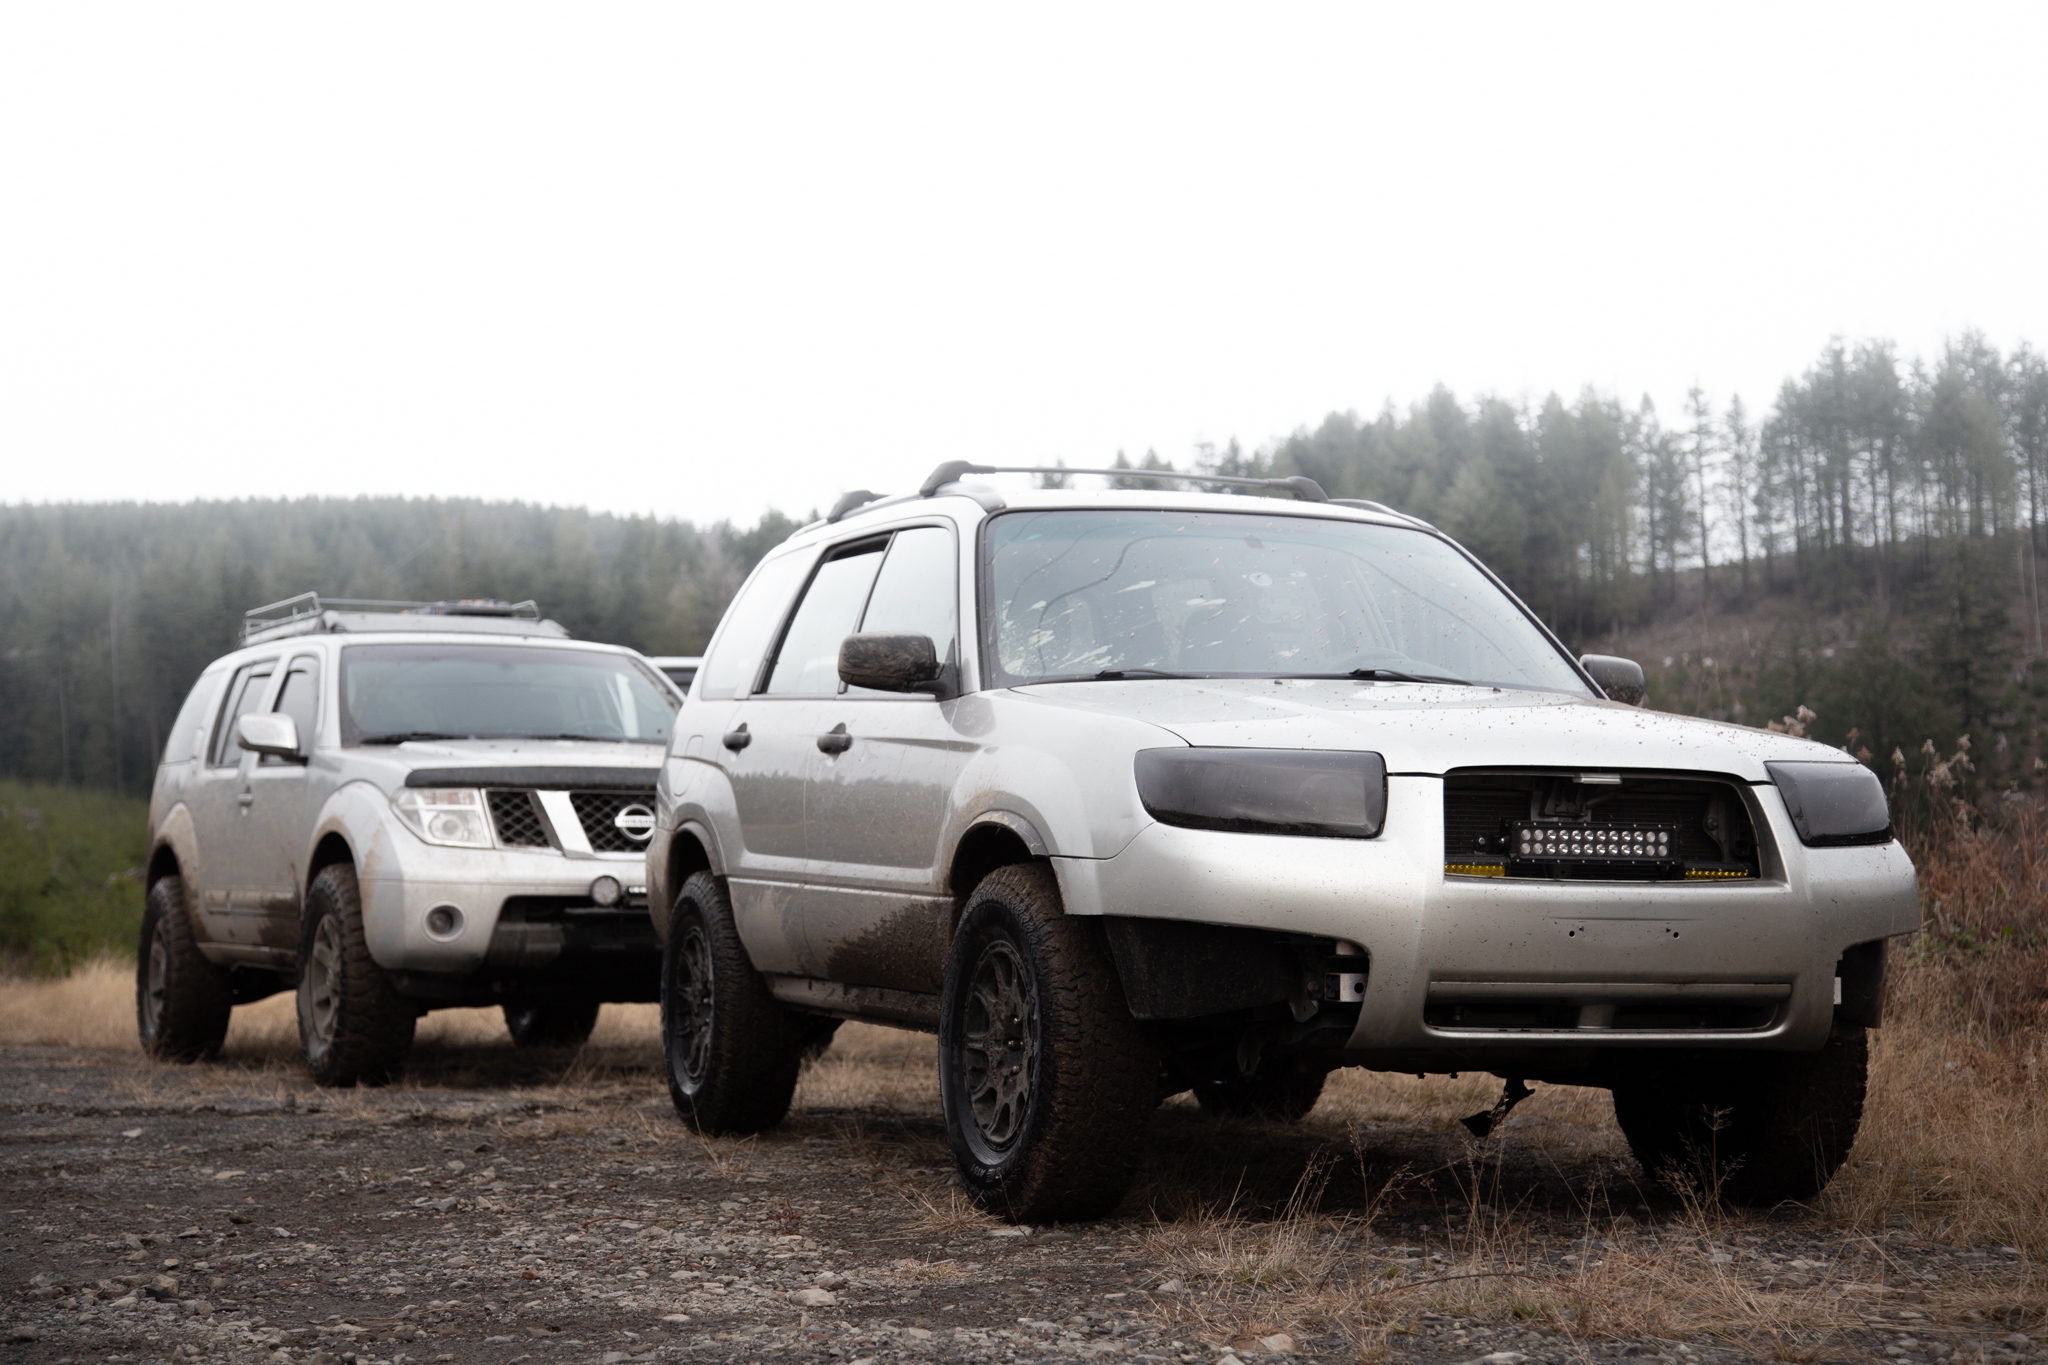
left=722, top=725, right=751, bottom=752
left=236, top=793, right=255, bottom=807
left=816, top=725, right=852, bottom=755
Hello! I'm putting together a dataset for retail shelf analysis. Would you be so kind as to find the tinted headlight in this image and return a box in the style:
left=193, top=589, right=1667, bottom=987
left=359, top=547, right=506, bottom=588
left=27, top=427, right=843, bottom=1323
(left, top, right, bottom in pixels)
left=1766, top=761, right=1892, bottom=847
left=1135, top=748, right=1387, bottom=839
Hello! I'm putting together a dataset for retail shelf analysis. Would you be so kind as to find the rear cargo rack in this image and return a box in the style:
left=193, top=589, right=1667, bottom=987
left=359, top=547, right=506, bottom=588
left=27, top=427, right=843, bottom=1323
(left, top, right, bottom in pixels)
left=243, top=593, right=561, bottom=644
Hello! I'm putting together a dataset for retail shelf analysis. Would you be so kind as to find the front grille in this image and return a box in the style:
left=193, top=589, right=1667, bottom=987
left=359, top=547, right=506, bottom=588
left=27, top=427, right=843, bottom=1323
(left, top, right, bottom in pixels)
left=1442, top=771, right=1760, bottom=881
left=487, top=789, right=552, bottom=848
left=570, top=790, right=658, bottom=853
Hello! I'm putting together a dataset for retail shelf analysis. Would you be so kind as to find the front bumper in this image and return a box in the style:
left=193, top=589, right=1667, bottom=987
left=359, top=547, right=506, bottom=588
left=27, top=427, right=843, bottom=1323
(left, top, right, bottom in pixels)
left=1052, top=775, right=1919, bottom=1053
left=358, top=831, right=654, bottom=990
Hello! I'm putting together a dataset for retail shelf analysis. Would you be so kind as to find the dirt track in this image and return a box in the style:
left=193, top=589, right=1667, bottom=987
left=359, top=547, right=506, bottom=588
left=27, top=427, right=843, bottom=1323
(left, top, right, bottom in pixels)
left=2, top=1014, right=2041, bottom=1365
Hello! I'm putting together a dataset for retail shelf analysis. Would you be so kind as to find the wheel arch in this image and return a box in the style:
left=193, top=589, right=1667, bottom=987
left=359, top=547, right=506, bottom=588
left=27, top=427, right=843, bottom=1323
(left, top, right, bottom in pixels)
left=146, top=841, right=183, bottom=891
left=653, top=821, right=720, bottom=940
left=948, top=815, right=1047, bottom=904
left=307, top=831, right=356, bottom=892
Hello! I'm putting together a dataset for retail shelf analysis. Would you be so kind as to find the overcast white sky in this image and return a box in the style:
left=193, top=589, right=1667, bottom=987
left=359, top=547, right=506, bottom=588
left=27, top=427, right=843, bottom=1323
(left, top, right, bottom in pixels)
left=2, top=4, right=2044, bottom=526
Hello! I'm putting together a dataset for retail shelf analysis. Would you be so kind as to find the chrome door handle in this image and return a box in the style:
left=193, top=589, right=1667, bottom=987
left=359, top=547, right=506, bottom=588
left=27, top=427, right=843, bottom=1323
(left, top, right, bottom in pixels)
left=722, top=725, right=751, bottom=752
left=816, top=726, right=852, bottom=755
left=236, top=793, right=255, bottom=807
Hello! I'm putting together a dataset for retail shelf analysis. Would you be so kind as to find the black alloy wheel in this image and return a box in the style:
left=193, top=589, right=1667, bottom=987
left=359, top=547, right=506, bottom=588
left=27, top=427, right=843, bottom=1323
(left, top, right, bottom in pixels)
left=938, top=862, right=1155, bottom=1224
left=659, top=871, right=805, bottom=1134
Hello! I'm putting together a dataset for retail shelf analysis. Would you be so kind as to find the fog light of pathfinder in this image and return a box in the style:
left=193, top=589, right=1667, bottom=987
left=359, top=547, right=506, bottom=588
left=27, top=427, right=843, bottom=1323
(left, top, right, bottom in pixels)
left=424, top=904, right=464, bottom=940
left=589, top=875, right=623, bottom=907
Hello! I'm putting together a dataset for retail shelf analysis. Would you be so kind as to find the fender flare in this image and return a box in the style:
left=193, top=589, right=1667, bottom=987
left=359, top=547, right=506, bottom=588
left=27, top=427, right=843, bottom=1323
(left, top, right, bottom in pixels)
left=963, top=809, right=1049, bottom=857
left=150, top=803, right=203, bottom=931
left=677, top=817, right=727, bottom=876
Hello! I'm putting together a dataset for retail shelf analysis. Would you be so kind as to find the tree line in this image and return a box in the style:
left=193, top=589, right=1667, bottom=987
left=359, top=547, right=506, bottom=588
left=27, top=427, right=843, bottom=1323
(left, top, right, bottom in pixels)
left=0, top=499, right=797, bottom=794
left=2, top=333, right=2039, bottom=803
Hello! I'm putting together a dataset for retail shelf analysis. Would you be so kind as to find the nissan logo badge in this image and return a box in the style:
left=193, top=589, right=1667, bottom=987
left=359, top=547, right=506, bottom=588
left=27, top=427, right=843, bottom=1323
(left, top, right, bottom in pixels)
left=613, top=803, right=656, bottom=842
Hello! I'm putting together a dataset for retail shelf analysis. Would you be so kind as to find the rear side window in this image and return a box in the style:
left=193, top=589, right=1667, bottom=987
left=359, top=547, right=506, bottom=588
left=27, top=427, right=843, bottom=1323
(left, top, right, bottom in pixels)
left=697, top=551, right=816, bottom=700
left=163, top=669, right=227, bottom=765
left=263, top=655, right=322, bottom=765
left=764, top=539, right=887, bottom=695
left=208, top=662, right=275, bottom=767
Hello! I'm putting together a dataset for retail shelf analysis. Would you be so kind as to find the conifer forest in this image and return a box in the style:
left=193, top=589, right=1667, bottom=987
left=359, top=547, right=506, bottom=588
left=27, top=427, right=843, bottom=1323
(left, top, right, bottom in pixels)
left=4, top=334, right=2043, bottom=812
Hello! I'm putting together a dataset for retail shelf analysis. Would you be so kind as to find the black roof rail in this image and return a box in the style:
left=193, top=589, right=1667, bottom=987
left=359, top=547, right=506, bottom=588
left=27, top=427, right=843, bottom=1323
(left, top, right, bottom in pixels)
left=826, top=489, right=885, bottom=523
left=918, top=461, right=1329, bottom=502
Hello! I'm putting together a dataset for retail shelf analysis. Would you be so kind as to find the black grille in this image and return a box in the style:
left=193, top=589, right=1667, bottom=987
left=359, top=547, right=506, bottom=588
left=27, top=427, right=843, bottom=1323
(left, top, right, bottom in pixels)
left=570, top=790, right=657, bottom=853
left=487, top=789, right=551, bottom=848
left=1443, top=772, right=1760, bottom=880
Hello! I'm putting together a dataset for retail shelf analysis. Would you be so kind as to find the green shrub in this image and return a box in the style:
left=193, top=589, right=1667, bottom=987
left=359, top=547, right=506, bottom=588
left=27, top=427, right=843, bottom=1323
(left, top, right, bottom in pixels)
left=0, top=780, right=149, bottom=973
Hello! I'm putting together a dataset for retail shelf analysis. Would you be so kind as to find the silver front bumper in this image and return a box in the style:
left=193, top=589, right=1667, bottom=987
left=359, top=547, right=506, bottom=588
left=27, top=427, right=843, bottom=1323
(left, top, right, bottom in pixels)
left=1052, top=776, right=1919, bottom=1052
left=358, top=832, right=647, bottom=973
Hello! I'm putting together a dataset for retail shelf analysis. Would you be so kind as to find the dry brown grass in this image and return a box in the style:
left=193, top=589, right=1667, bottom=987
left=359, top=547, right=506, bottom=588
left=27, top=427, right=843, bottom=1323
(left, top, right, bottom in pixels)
left=6, top=801, right=2044, bottom=1354
left=0, top=955, right=665, bottom=1059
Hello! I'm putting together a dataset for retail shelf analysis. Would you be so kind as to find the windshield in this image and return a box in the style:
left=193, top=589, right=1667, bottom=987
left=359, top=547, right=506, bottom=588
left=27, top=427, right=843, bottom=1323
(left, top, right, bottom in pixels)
left=339, top=644, right=679, bottom=745
left=983, top=509, right=1588, bottom=692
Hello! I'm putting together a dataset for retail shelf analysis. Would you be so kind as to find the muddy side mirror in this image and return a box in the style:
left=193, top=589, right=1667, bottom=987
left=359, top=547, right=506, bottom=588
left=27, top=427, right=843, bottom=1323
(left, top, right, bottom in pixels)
left=839, top=632, right=950, bottom=697
left=1579, top=654, right=1645, bottom=707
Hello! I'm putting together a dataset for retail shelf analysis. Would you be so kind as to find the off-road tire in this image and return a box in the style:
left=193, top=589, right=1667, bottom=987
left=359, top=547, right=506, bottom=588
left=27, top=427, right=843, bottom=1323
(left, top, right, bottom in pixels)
left=661, top=872, right=806, bottom=1134
left=503, top=1000, right=601, bottom=1049
left=1194, top=1055, right=1328, bottom=1121
left=296, top=864, right=417, bottom=1087
left=1610, top=1027, right=1869, bottom=1207
left=136, top=875, right=232, bottom=1062
left=939, top=862, right=1156, bottom=1224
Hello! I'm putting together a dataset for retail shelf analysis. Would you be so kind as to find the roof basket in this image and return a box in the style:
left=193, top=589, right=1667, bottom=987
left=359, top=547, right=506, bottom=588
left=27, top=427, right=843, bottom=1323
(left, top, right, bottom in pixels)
left=918, top=461, right=1330, bottom=502
left=243, top=594, right=545, bottom=643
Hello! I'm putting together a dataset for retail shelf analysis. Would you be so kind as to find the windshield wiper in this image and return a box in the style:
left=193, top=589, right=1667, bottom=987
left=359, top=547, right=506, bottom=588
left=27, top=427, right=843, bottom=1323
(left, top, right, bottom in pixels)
left=1093, top=668, right=1199, bottom=681
left=358, top=731, right=473, bottom=745
left=509, top=733, right=647, bottom=743
left=1348, top=667, right=1470, bottom=685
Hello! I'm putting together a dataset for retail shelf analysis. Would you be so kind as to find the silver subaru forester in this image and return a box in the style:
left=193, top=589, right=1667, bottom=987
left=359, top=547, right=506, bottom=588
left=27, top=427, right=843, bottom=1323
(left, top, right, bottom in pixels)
left=646, top=466, right=1917, bottom=1222
left=141, top=595, right=681, bottom=1084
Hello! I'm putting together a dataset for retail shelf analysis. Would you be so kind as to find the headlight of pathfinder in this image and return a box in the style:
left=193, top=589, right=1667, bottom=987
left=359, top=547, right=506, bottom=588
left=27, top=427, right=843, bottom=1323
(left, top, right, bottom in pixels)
left=1765, top=761, right=1891, bottom=847
left=391, top=788, right=493, bottom=848
left=1134, top=748, right=1387, bottom=839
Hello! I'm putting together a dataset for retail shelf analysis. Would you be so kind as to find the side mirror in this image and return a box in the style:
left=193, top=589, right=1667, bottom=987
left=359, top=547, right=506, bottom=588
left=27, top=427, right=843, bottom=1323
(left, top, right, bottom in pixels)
left=839, top=632, right=945, bottom=695
left=236, top=712, right=303, bottom=759
left=1580, top=654, right=1646, bottom=707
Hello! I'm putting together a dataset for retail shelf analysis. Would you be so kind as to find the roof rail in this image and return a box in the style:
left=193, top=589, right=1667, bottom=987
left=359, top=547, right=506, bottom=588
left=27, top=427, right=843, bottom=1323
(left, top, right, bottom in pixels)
left=917, top=461, right=1328, bottom=503
left=827, top=489, right=885, bottom=523
left=243, top=594, right=545, bottom=643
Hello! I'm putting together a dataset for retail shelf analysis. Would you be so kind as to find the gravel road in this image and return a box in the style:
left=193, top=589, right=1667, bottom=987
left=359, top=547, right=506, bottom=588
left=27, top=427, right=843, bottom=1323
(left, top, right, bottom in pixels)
left=3, top=1033, right=2039, bottom=1365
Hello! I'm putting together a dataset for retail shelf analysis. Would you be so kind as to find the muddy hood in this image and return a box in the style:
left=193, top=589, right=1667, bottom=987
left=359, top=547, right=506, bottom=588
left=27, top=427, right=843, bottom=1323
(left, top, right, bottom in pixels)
left=1008, top=679, right=1849, bottom=782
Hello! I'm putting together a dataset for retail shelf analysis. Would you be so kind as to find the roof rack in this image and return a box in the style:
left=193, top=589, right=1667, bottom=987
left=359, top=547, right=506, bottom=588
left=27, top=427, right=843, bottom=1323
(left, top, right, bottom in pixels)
left=918, top=461, right=1330, bottom=502
left=243, top=594, right=562, bottom=644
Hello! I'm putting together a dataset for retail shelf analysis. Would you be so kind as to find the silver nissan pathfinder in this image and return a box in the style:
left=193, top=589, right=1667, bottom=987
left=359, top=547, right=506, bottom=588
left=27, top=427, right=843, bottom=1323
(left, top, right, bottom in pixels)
left=141, top=595, right=681, bottom=1084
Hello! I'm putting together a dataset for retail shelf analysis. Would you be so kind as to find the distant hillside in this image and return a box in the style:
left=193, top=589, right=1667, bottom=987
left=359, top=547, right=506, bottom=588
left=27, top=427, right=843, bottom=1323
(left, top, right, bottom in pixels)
left=1593, top=550, right=2041, bottom=811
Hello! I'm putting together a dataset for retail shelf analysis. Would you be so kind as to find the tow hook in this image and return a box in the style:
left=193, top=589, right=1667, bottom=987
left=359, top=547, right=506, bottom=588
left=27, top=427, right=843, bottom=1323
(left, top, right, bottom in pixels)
left=1461, top=1077, right=1535, bottom=1138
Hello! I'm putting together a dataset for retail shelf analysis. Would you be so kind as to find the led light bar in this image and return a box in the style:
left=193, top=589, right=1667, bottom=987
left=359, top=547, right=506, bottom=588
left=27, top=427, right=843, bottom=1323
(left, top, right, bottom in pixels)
left=1510, top=821, right=1679, bottom=864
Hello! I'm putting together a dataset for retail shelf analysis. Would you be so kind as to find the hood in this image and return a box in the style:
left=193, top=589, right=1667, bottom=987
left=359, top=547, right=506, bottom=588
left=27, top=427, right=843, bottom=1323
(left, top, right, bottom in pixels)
left=349, top=737, right=666, bottom=791
left=1008, top=679, right=1850, bottom=781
